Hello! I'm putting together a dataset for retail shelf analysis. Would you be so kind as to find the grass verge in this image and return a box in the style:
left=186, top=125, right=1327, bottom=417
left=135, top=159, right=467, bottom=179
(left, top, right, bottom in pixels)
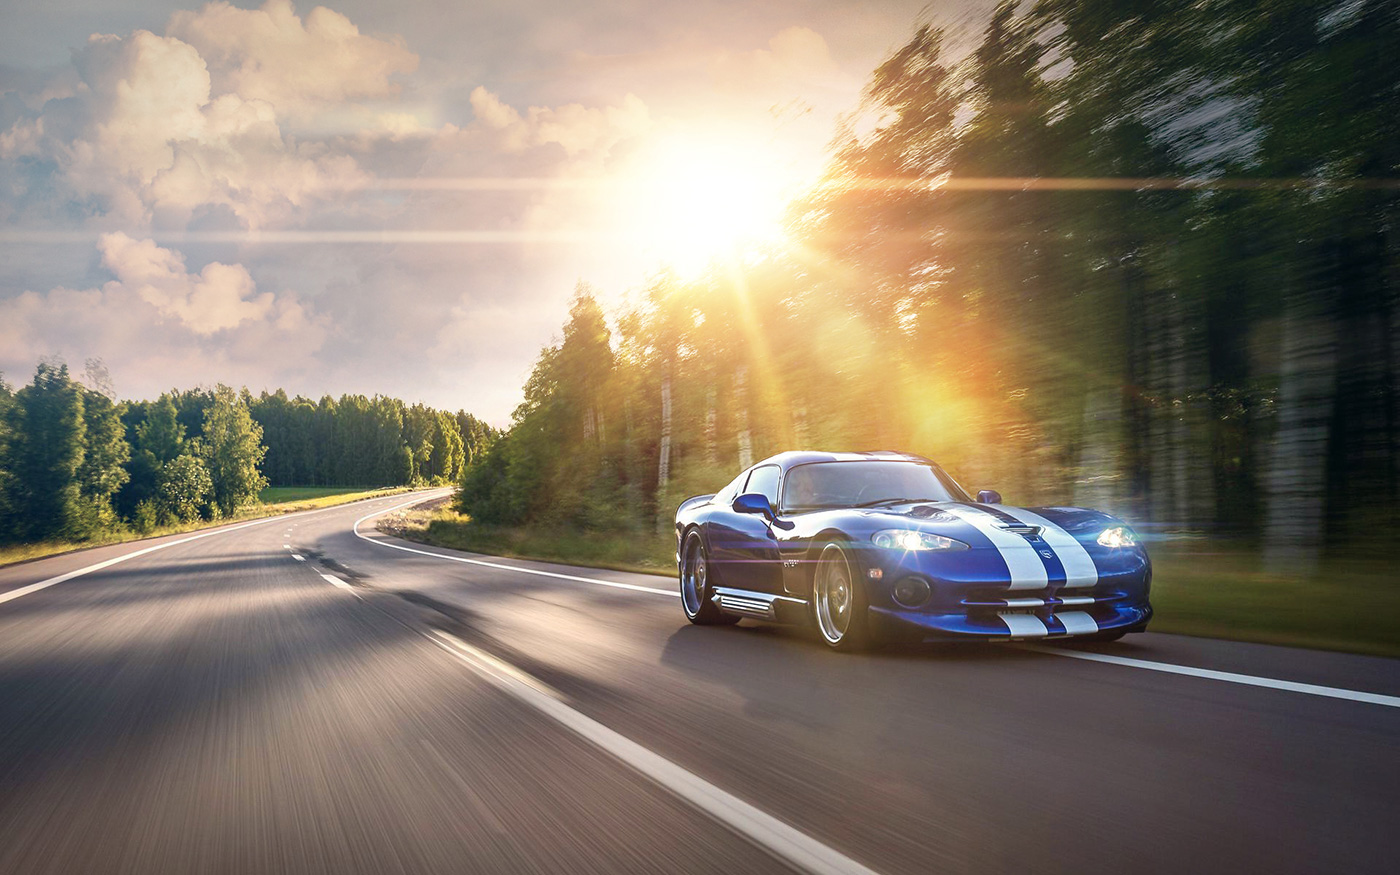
left=387, top=508, right=1400, bottom=659
left=1145, top=542, right=1400, bottom=658
left=0, top=486, right=416, bottom=570
left=378, top=507, right=676, bottom=576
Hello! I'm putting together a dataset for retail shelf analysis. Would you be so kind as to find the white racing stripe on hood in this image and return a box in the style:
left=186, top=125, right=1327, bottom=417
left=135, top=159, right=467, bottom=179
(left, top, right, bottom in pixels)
left=939, top=504, right=1048, bottom=591
left=997, top=507, right=1100, bottom=589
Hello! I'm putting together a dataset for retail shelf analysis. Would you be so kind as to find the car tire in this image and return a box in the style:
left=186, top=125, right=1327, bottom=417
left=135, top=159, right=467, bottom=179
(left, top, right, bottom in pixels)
left=680, top=531, right=738, bottom=625
left=811, top=541, right=870, bottom=651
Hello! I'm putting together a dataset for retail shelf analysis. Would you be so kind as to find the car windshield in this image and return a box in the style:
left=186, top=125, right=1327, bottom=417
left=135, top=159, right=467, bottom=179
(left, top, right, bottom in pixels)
left=782, top=461, right=968, bottom=511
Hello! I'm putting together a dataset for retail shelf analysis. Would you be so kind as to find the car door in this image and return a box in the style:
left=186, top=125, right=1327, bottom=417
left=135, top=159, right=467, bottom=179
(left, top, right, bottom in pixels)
left=707, top=464, right=784, bottom=594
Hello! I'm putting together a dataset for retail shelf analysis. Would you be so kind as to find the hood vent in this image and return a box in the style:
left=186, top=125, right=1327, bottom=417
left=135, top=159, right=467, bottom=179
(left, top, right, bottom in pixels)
left=997, top=523, right=1042, bottom=537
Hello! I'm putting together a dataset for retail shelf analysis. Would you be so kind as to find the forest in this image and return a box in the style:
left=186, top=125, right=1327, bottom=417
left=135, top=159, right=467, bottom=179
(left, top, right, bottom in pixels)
left=456, top=0, right=1399, bottom=574
left=0, top=359, right=494, bottom=545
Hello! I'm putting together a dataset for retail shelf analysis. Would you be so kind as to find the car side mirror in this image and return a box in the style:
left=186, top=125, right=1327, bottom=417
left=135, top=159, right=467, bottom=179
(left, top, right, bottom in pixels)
left=733, top=492, right=777, bottom=522
left=977, top=489, right=1002, bottom=505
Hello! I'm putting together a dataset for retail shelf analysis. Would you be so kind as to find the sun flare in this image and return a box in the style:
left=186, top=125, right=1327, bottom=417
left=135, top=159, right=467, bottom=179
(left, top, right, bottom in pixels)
left=621, top=131, right=804, bottom=277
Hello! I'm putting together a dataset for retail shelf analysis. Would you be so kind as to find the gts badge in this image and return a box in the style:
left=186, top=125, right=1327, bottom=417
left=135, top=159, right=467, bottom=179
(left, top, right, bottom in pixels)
left=782, top=559, right=801, bottom=569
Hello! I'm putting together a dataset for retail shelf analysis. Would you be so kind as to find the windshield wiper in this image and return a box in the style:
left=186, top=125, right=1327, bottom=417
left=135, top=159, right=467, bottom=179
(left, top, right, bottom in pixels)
left=854, top=497, right=943, bottom=508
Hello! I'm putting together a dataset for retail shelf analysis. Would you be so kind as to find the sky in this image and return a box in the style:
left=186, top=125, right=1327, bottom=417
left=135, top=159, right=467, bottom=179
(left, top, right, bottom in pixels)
left=0, top=0, right=984, bottom=424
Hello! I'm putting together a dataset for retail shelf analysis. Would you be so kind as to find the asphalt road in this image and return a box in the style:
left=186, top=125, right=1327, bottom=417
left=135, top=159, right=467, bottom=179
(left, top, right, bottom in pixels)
left=0, top=491, right=1396, bottom=874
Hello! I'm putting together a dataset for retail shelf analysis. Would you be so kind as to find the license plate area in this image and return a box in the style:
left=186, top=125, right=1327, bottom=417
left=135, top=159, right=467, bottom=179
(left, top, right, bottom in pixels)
left=999, top=606, right=1040, bottom=616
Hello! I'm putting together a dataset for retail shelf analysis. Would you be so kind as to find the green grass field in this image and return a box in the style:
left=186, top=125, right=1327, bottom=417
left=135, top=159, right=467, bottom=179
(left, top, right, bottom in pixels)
left=385, top=509, right=1400, bottom=658
left=0, top=486, right=414, bottom=570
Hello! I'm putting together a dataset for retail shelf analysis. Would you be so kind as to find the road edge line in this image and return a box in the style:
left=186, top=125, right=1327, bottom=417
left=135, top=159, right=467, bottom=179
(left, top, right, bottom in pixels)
left=423, top=630, right=882, bottom=875
left=1023, top=645, right=1400, bottom=709
left=352, top=497, right=676, bottom=598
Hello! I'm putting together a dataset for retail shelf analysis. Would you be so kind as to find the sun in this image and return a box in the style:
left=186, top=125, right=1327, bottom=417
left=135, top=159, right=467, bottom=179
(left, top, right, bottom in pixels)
left=620, top=130, right=802, bottom=278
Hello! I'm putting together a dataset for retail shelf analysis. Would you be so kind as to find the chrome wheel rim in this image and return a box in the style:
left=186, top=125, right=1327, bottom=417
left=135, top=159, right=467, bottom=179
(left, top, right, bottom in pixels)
left=814, top=545, right=852, bottom=643
left=682, top=538, right=706, bottom=617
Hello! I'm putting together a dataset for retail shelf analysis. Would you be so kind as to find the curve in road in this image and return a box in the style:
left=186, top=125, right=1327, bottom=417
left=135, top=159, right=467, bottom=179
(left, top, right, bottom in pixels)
left=1, top=490, right=1395, bottom=875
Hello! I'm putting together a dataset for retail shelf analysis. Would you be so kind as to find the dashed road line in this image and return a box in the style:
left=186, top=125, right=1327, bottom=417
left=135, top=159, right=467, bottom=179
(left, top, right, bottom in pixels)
left=0, top=493, right=425, bottom=608
left=292, top=554, right=305, bottom=562
left=318, top=571, right=362, bottom=601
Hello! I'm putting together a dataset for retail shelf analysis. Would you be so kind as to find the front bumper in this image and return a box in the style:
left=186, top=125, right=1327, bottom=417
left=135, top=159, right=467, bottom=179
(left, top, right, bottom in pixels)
left=857, top=542, right=1153, bottom=641
left=870, top=601, right=1152, bottom=642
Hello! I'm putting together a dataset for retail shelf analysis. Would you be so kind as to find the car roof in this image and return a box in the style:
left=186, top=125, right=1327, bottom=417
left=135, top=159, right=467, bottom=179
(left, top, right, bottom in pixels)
left=752, top=450, right=935, bottom=472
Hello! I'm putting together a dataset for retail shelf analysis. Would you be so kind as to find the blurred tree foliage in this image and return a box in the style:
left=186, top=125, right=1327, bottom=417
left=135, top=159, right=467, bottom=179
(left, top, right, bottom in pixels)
left=458, top=0, right=1399, bottom=571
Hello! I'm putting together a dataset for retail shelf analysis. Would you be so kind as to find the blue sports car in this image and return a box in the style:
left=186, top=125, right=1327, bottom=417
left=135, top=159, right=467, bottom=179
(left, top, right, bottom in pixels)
left=674, top=451, right=1152, bottom=651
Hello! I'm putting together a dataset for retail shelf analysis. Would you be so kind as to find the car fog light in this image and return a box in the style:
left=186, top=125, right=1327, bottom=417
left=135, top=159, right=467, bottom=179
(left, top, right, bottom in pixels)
left=892, top=576, right=931, bottom=608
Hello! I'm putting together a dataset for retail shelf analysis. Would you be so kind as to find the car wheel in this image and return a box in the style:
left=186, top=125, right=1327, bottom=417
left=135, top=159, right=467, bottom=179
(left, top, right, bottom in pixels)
left=680, top=531, right=738, bottom=626
left=811, top=541, right=870, bottom=651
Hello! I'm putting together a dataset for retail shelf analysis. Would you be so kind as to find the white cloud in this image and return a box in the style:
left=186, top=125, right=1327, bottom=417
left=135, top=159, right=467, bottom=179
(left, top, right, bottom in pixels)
left=98, top=232, right=277, bottom=335
left=0, top=236, right=327, bottom=395
left=1, top=10, right=375, bottom=229
left=167, top=0, right=418, bottom=115
left=468, top=86, right=650, bottom=158
left=709, top=26, right=844, bottom=91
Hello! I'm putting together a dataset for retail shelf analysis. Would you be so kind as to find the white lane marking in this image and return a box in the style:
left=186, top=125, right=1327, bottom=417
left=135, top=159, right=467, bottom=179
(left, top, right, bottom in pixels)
left=355, top=493, right=1400, bottom=712
left=997, top=506, right=1099, bottom=589
left=0, top=491, right=432, bottom=608
left=320, top=572, right=353, bottom=591
left=940, top=505, right=1047, bottom=590
left=426, top=631, right=880, bottom=875
left=997, top=613, right=1048, bottom=638
left=352, top=496, right=676, bottom=598
left=1055, top=611, right=1098, bottom=635
left=318, top=571, right=362, bottom=601
left=292, top=554, right=305, bottom=562
left=283, top=544, right=291, bottom=549
left=1024, top=645, right=1400, bottom=709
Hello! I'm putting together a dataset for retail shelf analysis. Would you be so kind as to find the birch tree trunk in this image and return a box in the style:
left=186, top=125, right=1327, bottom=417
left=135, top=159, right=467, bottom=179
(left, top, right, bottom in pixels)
left=655, top=374, right=673, bottom=535
left=734, top=365, right=753, bottom=469
left=1074, top=387, right=1124, bottom=514
left=1262, top=266, right=1337, bottom=575
left=704, top=385, right=717, bottom=467
left=657, top=376, right=672, bottom=491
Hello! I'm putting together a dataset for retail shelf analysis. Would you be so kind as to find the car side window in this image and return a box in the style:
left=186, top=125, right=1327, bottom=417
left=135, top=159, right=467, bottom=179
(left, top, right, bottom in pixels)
left=715, top=471, right=748, bottom=505
left=744, top=465, right=780, bottom=506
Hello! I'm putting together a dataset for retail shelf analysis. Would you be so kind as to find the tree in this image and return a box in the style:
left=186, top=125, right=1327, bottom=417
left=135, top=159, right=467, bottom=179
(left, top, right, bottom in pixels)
left=0, top=375, right=13, bottom=539
left=159, top=453, right=214, bottom=522
left=119, top=394, right=185, bottom=520
left=74, top=387, right=130, bottom=534
left=200, top=385, right=267, bottom=517
left=9, top=363, right=87, bottom=541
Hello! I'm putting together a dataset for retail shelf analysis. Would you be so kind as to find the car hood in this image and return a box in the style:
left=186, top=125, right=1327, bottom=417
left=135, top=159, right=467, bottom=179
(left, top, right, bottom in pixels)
left=857, top=501, right=1123, bottom=540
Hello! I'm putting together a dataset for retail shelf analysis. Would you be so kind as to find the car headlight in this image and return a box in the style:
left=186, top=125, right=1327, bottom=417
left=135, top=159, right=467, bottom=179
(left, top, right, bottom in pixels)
left=871, top=529, right=970, bottom=551
left=1097, top=526, right=1137, bottom=548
